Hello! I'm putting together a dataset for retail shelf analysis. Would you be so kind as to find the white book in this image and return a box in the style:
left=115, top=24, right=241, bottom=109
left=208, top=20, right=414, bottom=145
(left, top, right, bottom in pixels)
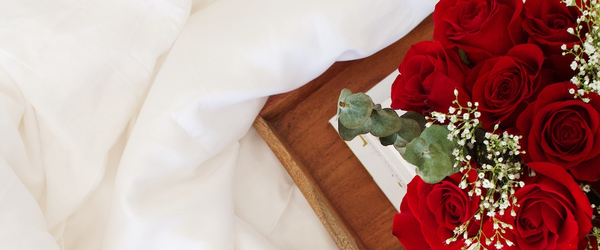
left=329, top=72, right=417, bottom=211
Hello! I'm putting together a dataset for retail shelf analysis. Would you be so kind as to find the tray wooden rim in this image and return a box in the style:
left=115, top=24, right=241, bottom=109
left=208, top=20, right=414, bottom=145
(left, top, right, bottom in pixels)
left=253, top=16, right=434, bottom=250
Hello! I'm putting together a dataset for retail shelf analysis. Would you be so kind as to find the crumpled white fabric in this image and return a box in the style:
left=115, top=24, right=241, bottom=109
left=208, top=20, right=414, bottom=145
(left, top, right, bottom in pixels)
left=0, top=0, right=435, bottom=249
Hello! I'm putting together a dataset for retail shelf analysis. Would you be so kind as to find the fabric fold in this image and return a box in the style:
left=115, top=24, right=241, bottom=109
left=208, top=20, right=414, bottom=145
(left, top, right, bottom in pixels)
left=0, top=0, right=436, bottom=249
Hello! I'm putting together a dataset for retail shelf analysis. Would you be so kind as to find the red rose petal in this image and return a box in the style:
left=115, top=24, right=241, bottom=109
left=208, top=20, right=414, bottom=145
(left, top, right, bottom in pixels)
left=393, top=212, right=431, bottom=250
left=526, top=163, right=592, bottom=240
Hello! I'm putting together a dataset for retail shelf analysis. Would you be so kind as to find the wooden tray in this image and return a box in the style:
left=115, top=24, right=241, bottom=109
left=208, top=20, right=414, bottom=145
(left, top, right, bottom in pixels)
left=253, top=15, right=434, bottom=250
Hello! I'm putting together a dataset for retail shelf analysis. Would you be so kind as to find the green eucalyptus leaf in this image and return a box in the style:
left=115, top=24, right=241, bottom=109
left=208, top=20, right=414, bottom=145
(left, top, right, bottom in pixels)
left=402, top=137, right=428, bottom=168
left=374, top=104, right=382, bottom=111
left=338, top=118, right=372, bottom=141
left=401, top=111, right=427, bottom=131
left=420, top=125, right=455, bottom=153
left=417, top=143, right=457, bottom=183
left=395, top=117, right=422, bottom=147
left=394, top=145, right=406, bottom=155
left=401, top=125, right=458, bottom=184
left=392, top=117, right=422, bottom=155
left=379, top=133, right=397, bottom=146
left=370, top=108, right=401, bottom=137
left=338, top=90, right=374, bottom=129
left=337, top=89, right=352, bottom=117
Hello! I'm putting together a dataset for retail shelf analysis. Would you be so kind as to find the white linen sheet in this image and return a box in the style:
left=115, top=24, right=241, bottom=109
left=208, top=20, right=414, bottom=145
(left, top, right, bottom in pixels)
left=0, top=0, right=435, bottom=249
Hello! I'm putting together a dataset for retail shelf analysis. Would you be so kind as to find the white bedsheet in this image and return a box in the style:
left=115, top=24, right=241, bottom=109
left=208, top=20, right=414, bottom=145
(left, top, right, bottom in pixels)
left=0, top=0, right=435, bottom=249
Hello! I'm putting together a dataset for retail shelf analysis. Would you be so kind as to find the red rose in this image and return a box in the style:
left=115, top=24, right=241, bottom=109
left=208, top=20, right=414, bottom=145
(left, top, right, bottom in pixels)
left=393, top=171, right=478, bottom=250
left=523, top=0, right=580, bottom=54
left=503, top=162, right=592, bottom=250
left=517, top=82, right=600, bottom=181
left=390, top=41, right=469, bottom=114
left=523, top=0, right=581, bottom=81
left=464, top=44, right=548, bottom=130
left=392, top=203, right=431, bottom=250
left=433, top=0, right=526, bottom=64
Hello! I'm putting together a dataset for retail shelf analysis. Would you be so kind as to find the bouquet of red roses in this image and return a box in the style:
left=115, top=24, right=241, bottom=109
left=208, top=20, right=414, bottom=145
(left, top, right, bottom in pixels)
left=336, top=0, right=600, bottom=249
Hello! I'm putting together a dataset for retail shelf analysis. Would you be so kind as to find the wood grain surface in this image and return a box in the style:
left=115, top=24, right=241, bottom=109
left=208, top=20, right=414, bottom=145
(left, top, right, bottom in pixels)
left=253, top=15, right=434, bottom=250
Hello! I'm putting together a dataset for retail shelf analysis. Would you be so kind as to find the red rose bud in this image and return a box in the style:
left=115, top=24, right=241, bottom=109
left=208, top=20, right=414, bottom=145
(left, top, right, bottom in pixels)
left=464, top=44, right=549, bottom=131
left=503, top=162, right=592, bottom=250
left=517, top=82, right=600, bottom=182
left=390, top=41, right=470, bottom=115
left=433, top=0, right=527, bottom=64
left=393, top=170, right=479, bottom=250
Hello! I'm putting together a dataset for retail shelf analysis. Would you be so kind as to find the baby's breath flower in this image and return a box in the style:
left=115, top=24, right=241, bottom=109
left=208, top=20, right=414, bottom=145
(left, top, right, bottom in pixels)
left=563, top=0, right=600, bottom=98
left=506, top=240, right=514, bottom=247
left=583, top=184, right=592, bottom=193
left=432, top=92, right=524, bottom=250
left=449, top=106, right=456, bottom=114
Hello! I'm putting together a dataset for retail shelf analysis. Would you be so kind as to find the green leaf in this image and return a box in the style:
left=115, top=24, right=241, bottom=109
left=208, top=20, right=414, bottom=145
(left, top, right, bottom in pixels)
left=394, top=146, right=406, bottom=155
left=395, top=117, right=422, bottom=147
left=370, top=108, right=401, bottom=137
left=337, top=89, right=374, bottom=129
left=338, top=118, right=371, bottom=141
left=373, top=104, right=382, bottom=111
left=400, top=111, right=427, bottom=131
left=391, top=116, right=423, bottom=155
left=417, top=143, right=456, bottom=183
left=401, top=125, right=458, bottom=184
left=458, top=48, right=471, bottom=67
left=337, top=89, right=352, bottom=119
left=403, top=137, right=427, bottom=168
left=379, top=133, right=397, bottom=146
left=420, top=125, right=455, bottom=154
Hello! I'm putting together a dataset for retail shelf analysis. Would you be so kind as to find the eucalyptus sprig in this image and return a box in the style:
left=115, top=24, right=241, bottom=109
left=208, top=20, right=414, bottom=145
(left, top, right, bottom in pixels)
left=337, top=89, right=458, bottom=184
